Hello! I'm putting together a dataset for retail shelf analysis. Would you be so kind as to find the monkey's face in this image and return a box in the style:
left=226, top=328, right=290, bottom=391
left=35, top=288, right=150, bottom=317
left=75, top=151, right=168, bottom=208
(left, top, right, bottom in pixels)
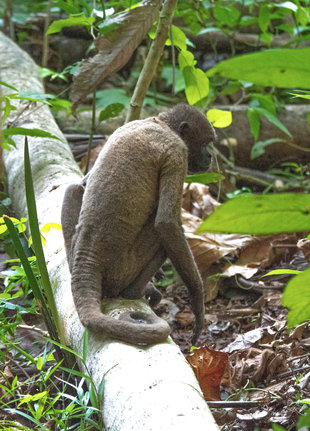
left=181, top=120, right=216, bottom=174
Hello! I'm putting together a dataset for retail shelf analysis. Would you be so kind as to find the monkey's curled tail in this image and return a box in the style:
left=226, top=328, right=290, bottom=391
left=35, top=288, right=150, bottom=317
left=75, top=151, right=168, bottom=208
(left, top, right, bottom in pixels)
left=73, top=286, right=171, bottom=345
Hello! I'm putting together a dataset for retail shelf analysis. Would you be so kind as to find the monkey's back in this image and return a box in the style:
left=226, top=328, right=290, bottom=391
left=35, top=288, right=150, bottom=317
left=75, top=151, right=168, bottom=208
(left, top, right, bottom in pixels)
left=76, top=117, right=187, bottom=249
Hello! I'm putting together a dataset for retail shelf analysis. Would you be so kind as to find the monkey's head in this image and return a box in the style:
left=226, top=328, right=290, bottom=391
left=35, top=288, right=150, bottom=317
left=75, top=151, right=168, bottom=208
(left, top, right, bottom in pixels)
left=159, top=104, right=217, bottom=174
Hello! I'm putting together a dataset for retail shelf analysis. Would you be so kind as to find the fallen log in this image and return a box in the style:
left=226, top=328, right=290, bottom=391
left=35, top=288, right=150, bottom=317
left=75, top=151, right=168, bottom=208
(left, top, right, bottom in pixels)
left=0, top=32, right=219, bottom=430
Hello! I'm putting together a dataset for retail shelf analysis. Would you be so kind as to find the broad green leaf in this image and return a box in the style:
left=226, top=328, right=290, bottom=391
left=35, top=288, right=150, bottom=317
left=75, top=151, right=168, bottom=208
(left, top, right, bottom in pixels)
left=171, top=26, right=187, bottom=51
left=95, top=88, right=130, bottom=108
left=248, top=108, right=260, bottom=140
left=213, top=6, right=240, bottom=27
left=258, top=4, right=270, bottom=32
left=207, top=109, right=232, bottom=128
left=207, top=48, right=310, bottom=89
left=185, top=172, right=225, bottom=184
left=251, top=138, right=286, bottom=159
left=46, top=14, right=95, bottom=35
left=296, top=7, right=310, bottom=26
left=196, top=193, right=310, bottom=235
left=3, top=127, right=62, bottom=141
left=99, top=103, right=124, bottom=121
left=282, top=268, right=310, bottom=327
left=263, top=269, right=301, bottom=277
left=162, top=66, right=185, bottom=94
left=182, top=66, right=209, bottom=105
left=178, top=50, right=196, bottom=70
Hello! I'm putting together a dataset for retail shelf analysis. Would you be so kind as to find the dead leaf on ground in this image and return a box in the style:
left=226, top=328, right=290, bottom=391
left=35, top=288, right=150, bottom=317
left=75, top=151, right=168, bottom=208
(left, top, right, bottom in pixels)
left=71, top=0, right=162, bottom=110
left=186, top=345, right=229, bottom=401
left=227, top=347, right=287, bottom=388
left=223, top=327, right=264, bottom=353
left=222, top=234, right=299, bottom=279
left=183, top=183, right=220, bottom=219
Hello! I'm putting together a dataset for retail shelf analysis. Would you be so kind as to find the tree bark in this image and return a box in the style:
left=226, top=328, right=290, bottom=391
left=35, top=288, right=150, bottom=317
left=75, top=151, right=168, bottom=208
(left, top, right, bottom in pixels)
left=0, top=32, right=219, bottom=431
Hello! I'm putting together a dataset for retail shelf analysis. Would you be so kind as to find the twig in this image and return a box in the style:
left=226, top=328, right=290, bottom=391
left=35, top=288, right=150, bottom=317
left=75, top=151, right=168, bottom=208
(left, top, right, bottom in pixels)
left=207, top=400, right=264, bottom=408
left=126, top=0, right=179, bottom=122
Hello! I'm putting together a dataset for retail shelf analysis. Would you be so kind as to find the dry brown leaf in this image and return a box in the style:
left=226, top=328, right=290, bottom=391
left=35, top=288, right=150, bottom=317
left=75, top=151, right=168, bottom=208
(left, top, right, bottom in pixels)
left=182, top=209, right=253, bottom=271
left=186, top=346, right=229, bottom=401
left=71, top=0, right=162, bottom=110
left=228, top=348, right=287, bottom=388
left=222, top=234, right=298, bottom=279
left=182, top=183, right=220, bottom=219
left=223, top=328, right=264, bottom=353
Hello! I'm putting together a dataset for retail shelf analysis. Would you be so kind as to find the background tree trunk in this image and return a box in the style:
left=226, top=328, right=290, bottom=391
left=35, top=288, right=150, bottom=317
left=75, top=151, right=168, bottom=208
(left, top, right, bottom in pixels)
left=0, top=32, right=219, bottom=431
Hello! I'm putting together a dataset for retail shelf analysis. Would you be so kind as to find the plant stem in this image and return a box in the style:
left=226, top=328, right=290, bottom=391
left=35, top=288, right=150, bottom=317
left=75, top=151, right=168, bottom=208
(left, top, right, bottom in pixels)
left=126, top=0, right=179, bottom=122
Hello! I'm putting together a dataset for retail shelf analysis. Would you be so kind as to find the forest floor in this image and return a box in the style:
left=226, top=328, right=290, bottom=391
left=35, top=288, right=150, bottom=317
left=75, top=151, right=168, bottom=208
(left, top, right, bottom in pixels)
left=0, top=143, right=309, bottom=431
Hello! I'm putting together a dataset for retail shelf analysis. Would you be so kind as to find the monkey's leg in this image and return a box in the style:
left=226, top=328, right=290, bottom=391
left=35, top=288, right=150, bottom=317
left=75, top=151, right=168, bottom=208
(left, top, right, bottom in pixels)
left=121, top=247, right=166, bottom=306
left=61, top=183, right=84, bottom=269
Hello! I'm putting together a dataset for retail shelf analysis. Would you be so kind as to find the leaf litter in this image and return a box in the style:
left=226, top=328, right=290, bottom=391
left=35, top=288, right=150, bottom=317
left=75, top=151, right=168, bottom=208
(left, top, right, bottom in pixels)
left=157, top=182, right=310, bottom=430
left=1, top=172, right=309, bottom=430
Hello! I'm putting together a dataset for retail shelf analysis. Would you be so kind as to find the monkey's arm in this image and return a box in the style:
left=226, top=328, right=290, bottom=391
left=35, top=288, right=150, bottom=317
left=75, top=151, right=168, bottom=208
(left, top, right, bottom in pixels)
left=155, top=155, right=204, bottom=344
left=61, top=182, right=85, bottom=270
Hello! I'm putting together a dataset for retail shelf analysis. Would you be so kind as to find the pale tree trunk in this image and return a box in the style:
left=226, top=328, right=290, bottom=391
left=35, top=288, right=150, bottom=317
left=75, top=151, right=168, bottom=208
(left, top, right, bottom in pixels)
left=0, top=32, right=219, bottom=430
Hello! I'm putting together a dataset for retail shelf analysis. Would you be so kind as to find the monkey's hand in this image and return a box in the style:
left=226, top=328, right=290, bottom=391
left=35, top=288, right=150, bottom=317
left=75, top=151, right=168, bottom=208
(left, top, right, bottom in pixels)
left=190, top=286, right=205, bottom=346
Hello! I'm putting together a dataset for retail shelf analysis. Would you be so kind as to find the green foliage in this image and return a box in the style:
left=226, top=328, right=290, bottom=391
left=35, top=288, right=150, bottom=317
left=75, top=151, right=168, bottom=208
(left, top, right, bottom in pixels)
left=207, top=109, right=232, bottom=128
left=282, top=268, right=310, bottom=328
left=23, top=139, right=61, bottom=343
left=197, top=193, right=310, bottom=235
left=46, top=14, right=95, bottom=35
left=208, top=48, right=310, bottom=89
left=197, top=193, right=310, bottom=328
left=185, top=172, right=225, bottom=185
left=99, top=103, right=125, bottom=121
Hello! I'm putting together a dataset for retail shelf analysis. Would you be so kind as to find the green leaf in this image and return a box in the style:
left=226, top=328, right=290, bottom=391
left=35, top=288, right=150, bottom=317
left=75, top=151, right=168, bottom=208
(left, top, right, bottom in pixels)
left=213, top=6, right=240, bottom=27
left=3, top=127, right=62, bottom=141
left=254, top=107, right=292, bottom=137
left=18, top=391, right=47, bottom=406
left=3, top=216, right=45, bottom=305
left=185, top=172, right=225, bottom=184
left=182, top=66, right=209, bottom=105
left=46, top=14, right=95, bottom=35
left=258, top=4, right=270, bottom=33
left=272, top=424, right=287, bottom=431
left=248, top=108, right=260, bottom=140
left=169, top=25, right=187, bottom=51
left=282, top=268, right=310, bottom=327
left=296, top=7, right=310, bottom=26
left=263, top=269, right=301, bottom=277
left=251, top=138, right=286, bottom=159
left=24, top=139, right=61, bottom=342
left=178, top=50, right=196, bottom=70
left=297, top=408, right=310, bottom=428
left=0, top=80, right=18, bottom=91
left=162, top=66, right=185, bottom=94
left=196, top=193, right=310, bottom=235
left=99, top=103, right=125, bottom=121
left=207, top=48, right=310, bottom=89
left=41, top=222, right=62, bottom=233
left=95, top=88, right=130, bottom=109
left=207, top=109, right=232, bottom=128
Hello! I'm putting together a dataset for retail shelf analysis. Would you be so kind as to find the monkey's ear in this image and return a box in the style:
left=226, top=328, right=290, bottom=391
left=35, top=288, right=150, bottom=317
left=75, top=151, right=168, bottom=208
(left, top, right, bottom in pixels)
left=179, top=121, right=190, bottom=138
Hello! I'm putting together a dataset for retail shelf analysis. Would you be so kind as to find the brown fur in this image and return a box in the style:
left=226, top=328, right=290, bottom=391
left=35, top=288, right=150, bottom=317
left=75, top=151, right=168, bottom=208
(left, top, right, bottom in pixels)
left=61, top=104, right=216, bottom=345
